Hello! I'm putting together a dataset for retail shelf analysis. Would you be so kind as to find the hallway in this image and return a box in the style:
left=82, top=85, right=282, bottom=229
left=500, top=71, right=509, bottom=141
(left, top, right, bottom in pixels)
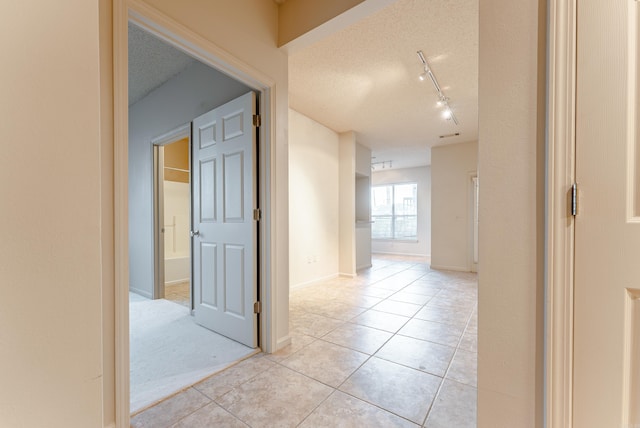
left=131, top=255, right=477, bottom=427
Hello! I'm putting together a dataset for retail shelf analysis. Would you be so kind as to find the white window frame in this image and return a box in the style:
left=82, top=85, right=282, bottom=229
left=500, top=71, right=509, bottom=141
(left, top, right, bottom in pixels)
left=371, top=182, right=418, bottom=241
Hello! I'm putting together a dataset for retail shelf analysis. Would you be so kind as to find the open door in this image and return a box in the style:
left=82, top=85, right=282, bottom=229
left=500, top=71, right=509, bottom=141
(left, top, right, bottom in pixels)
left=573, top=1, right=640, bottom=426
left=191, top=91, right=258, bottom=348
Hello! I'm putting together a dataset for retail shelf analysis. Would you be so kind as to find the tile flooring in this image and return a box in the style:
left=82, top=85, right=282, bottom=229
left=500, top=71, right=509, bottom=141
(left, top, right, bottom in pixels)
left=164, top=281, right=190, bottom=308
left=131, top=255, right=477, bottom=427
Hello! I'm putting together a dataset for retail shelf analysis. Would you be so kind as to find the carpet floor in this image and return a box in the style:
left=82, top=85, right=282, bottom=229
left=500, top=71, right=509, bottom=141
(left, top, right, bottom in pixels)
left=129, top=293, right=256, bottom=413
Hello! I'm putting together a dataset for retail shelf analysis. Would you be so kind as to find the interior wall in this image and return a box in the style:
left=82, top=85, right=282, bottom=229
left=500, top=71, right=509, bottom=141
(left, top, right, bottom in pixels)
left=477, top=0, right=546, bottom=426
left=163, top=181, right=190, bottom=259
left=163, top=137, right=189, bottom=183
left=128, top=60, right=250, bottom=298
left=278, top=0, right=365, bottom=46
left=431, top=141, right=478, bottom=271
left=371, top=166, right=431, bottom=258
left=0, top=0, right=106, bottom=426
left=338, top=131, right=357, bottom=276
left=288, top=109, right=340, bottom=287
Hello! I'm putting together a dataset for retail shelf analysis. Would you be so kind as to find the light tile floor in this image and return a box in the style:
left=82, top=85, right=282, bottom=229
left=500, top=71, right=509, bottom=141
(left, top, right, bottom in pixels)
left=131, top=255, right=477, bottom=427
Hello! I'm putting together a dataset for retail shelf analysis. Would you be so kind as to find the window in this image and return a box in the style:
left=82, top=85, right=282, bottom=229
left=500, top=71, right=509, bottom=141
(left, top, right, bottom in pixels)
left=371, top=183, right=418, bottom=240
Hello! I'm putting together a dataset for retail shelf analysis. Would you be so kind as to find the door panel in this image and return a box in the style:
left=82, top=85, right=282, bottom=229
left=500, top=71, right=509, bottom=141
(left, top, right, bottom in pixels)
left=191, top=91, right=257, bottom=348
left=574, top=1, right=639, bottom=426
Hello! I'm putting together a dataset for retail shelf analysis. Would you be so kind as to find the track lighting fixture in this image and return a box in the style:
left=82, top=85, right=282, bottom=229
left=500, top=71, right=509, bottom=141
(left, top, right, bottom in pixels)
left=371, top=160, right=393, bottom=171
left=417, top=50, right=459, bottom=125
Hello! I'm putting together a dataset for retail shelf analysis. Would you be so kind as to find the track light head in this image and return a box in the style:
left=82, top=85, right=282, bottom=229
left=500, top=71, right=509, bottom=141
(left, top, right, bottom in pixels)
left=417, top=50, right=459, bottom=126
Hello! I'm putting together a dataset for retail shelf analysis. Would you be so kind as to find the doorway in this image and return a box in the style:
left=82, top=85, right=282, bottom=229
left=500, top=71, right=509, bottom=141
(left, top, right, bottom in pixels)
left=153, top=127, right=192, bottom=308
left=127, top=21, right=264, bottom=415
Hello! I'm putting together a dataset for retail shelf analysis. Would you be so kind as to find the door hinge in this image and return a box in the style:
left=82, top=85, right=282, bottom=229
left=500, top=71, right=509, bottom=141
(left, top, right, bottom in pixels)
left=253, top=114, right=261, bottom=127
left=253, top=208, right=261, bottom=221
left=253, top=301, right=261, bottom=314
left=571, top=183, right=578, bottom=216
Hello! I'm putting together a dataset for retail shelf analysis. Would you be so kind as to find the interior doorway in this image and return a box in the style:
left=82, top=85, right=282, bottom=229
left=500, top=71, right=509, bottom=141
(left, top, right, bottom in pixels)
left=127, top=22, right=262, bottom=414
left=153, top=127, right=192, bottom=309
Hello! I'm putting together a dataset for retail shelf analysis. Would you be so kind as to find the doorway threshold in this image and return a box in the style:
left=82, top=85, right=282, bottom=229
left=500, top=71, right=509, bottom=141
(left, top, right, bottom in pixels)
left=129, top=293, right=257, bottom=413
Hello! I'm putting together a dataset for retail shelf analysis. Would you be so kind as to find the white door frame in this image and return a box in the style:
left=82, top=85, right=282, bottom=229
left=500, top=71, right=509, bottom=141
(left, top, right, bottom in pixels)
left=545, top=0, right=577, bottom=426
left=113, top=0, right=276, bottom=424
left=467, top=172, right=478, bottom=273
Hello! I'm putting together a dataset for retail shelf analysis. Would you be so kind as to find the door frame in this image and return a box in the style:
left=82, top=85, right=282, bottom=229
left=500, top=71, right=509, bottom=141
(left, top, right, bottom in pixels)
left=151, top=123, right=191, bottom=302
left=546, top=0, right=577, bottom=426
left=468, top=173, right=478, bottom=273
left=113, top=0, right=276, bottom=424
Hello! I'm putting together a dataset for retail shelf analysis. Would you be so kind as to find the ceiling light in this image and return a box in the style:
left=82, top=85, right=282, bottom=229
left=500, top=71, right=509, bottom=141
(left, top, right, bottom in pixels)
left=417, top=50, right=459, bottom=126
left=371, top=160, right=393, bottom=170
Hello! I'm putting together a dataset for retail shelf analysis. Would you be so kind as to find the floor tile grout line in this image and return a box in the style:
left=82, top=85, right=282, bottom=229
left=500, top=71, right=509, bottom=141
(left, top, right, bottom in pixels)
left=420, top=303, right=476, bottom=427
left=292, top=273, right=455, bottom=426
left=134, top=256, right=475, bottom=427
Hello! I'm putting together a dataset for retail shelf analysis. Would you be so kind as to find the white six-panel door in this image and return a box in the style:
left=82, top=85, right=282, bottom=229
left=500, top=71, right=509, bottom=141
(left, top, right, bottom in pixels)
left=191, top=91, right=258, bottom=348
left=574, top=1, right=640, bottom=426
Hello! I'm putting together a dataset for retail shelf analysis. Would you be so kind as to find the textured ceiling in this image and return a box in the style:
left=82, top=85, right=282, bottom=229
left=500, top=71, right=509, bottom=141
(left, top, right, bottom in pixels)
left=289, top=0, right=478, bottom=168
left=128, top=1, right=477, bottom=168
left=128, top=23, right=196, bottom=106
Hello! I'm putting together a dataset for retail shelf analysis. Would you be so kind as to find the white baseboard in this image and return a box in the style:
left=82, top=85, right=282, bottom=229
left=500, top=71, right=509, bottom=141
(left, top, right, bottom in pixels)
left=338, top=272, right=357, bottom=278
left=275, top=335, right=291, bottom=352
left=430, top=264, right=471, bottom=272
left=165, top=278, right=189, bottom=286
left=129, top=287, right=152, bottom=299
left=372, top=251, right=430, bottom=260
left=290, top=273, right=339, bottom=290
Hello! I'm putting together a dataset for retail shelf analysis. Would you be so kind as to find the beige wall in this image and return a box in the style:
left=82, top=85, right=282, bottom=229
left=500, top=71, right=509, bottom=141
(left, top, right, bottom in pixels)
left=164, top=138, right=189, bottom=183
left=431, top=141, right=478, bottom=271
left=2, top=0, right=289, bottom=426
left=277, top=0, right=396, bottom=53
left=338, top=132, right=357, bottom=276
left=0, top=1, right=107, bottom=426
left=289, top=109, right=340, bottom=287
left=278, top=0, right=365, bottom=46
left=477, top=0, right=546, bottom=426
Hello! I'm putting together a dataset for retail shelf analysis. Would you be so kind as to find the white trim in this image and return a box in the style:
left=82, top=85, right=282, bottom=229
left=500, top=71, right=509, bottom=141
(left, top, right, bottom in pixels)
left=467, top=172, right=478, bottom=273
left=151, top=124, right=191, bottom=301
left=164, top=279, right=189, bottom=286
left=429, top=264, right=470, bottom=273
left=276, top=335, right=292, bottom=350
left=114, top=1, right=277, bottom=424
left=290, top=273, right=340, bottom=290
left=338, top=272, right=357, bottom=278
left=372, top=251, right=430, bottom=260
left=627, top=0, right=640, bottom=222
left=545, top=1, right=577, bottom=427
left=152, top=145, right=165, bottom=299
left=151, top=123, right=190, bottom=146
left=113, top=1, right=130, bottom=426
